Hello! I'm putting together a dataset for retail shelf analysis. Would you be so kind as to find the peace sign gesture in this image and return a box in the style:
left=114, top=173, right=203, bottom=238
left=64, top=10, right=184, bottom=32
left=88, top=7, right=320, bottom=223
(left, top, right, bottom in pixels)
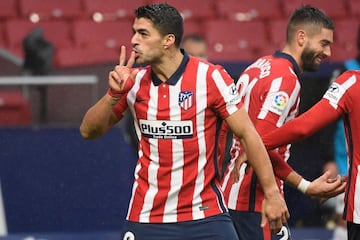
left=108, top=45, right=139, bottom=96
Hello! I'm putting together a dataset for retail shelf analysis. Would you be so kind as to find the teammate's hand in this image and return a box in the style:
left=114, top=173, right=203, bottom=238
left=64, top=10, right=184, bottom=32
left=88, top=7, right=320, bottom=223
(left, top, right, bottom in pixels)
left=306, top=171, right=347, bottom=199
left=231, top=152, right=248, bottom=183
left=108, top=45, right=139, bottom=95
left=261, top=191, right=290, bottom=234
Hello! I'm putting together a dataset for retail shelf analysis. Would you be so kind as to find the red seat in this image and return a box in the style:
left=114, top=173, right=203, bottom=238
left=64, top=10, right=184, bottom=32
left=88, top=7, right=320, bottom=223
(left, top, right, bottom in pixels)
left=281, top=0, right=347, bottom=19
left=348, top=0, right=360, bottom=18
left=0, top=0, right=18, bottom=19
left=150, top=0, right=217, bottom=20
left=183, top=19, right=204, bottom=38
left=83, top=0, right=147, bottom=21
left=72, top=20, right=133, bottom=50
left=4, top=19, right=73, bottom=57
left=267, top=18, right=288, bottom=50
left=55, top=47, right=119, bottom=67
left=217, top=0, right=282, bottom=21
left=0, top=91, right=32, bottom=126
left=331, top=18, right=360, bottom=61
left=18, top=0, right=83, bottom=21
left=204, top=20, right=268, bottom=62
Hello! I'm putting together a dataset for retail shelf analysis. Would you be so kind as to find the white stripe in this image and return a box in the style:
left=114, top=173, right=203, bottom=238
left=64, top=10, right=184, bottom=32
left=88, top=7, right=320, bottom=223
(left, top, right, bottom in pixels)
left=227, top=162, right=247, bottom=210
left=212, top=69, right=239, bottom=115
left=258, top=77, right=283, bottom=119
left=163, top=77, right=184, bottom=222
left=192, top=62, right=208, bottom=220
left=126, top=163, right=141, bottom=220
left=243, top=78, right=258, bottom=111
left=354, top=165, right=360, bottom=223
left=0, top=181, right=7, bottom=236
left=140, top=82, right=159, bottom=222
left=276, top=79, right=300, bottom=127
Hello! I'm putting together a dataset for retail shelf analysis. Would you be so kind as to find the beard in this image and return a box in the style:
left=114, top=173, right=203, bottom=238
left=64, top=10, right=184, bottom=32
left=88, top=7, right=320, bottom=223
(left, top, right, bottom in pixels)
left=300, top=46, right=321, bottom=72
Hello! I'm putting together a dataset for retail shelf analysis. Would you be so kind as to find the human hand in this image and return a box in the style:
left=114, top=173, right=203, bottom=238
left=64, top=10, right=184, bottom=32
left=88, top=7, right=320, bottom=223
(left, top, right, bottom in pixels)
left=306, top=171, right=347, bottom=199
left=231, top=152, right=247, bottom=183
left=108, top=45, right=139, bottom=97
left=261, top=191, right=290, bottom=234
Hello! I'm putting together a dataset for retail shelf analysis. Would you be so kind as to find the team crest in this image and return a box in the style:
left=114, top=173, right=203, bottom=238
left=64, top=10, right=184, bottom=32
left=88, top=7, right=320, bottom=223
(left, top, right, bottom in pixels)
left=179, top=91, right=194, bottom=110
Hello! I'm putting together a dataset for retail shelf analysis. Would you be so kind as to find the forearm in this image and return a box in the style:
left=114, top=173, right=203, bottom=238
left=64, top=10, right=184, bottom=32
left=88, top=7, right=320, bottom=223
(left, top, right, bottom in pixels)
left=240, top=135, right=279, bottom=196
left=80, top=93, right=120, bottom=139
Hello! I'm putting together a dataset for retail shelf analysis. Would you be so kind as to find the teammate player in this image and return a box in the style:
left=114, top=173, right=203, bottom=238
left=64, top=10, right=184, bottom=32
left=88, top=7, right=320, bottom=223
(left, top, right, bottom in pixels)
left=80, top=3, right=288, bottom=240
left=220, top=5, right=345, bottom=240
left=261, top=69, right=360, bottom=240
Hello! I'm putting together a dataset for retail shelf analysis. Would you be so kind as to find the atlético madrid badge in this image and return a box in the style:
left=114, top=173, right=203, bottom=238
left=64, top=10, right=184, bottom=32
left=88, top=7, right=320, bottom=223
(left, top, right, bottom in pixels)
left=179, top=91, right=194, bottom=110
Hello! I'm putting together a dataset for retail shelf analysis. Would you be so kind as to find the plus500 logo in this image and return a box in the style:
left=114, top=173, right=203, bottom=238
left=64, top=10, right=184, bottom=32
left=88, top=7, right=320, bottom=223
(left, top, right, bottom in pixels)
left=139, top=119, right=193, bottom=139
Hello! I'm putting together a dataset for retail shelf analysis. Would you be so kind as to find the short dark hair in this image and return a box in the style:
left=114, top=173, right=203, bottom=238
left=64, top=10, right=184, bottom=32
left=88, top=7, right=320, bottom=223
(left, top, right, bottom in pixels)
left=135, top=3, right=184, bottom=47
left=286, top=5, right=335, bottom=42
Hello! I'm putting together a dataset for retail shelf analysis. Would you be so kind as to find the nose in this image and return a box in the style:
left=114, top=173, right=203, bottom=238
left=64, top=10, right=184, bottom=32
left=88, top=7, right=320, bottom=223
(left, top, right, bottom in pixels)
left=131, top=32, right=138, bottom=46
left=324, top=45, right=331, bottom=58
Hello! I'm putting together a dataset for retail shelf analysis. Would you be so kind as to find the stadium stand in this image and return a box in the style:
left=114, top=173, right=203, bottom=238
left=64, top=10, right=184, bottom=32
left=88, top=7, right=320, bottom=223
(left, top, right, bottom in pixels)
left=0, top=90, right=31, bottom=125
left=0, top=0, right=18, bottom=19
left=217, top=0, right=283, bottom=21
left=204, top=19, right=269, bottom=61
left=18, top=0, right=84, bottom=21
left=281, top=0, right=348, bottom=19
left=82, top=0, right=147, bottom=21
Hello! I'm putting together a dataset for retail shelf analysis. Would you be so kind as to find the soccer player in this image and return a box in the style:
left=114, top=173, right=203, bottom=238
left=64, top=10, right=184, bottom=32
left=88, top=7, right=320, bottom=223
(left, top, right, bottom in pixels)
left=220, top=5, right=345, bottom=240
left=261, top=70, right=360, bottom=240
left=181, top=34, right=208, bottom=60
left=79, top=3, right=289, bottom=240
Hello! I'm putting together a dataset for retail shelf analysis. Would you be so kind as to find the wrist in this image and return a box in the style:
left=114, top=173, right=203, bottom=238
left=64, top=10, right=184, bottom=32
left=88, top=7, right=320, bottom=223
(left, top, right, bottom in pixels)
left=107, top=88, right=124, bottom=99
left=297, top=178, right=311, bottom=194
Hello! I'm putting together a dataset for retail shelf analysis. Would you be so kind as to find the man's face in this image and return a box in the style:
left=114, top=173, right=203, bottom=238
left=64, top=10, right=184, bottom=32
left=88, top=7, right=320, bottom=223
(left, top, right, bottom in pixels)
left=301, top=28, right=333, bottom=72
left=131, top=17, right=165, bottom=65
left=182, top=40, right=207, bottom=60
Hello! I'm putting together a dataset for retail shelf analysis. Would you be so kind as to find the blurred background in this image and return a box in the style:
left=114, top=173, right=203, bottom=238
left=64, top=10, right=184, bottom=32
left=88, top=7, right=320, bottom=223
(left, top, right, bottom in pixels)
left=0, top=0, right=358, bottom=239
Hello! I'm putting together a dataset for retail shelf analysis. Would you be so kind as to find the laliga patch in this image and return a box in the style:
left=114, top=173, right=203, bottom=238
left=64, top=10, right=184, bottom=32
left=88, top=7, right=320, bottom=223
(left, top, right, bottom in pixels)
left=269, top=91, right=289, bottom=115
left=178, top=91, right=194, bottom=110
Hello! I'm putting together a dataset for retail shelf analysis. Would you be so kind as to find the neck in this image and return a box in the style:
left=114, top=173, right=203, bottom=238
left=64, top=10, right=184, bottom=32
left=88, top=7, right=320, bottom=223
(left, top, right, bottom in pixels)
left=152, top=48, right=184, bottom=82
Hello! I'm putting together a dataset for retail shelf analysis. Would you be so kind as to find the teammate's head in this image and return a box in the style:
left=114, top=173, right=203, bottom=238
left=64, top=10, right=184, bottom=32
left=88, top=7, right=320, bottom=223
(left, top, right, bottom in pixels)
left=182, top=34, right=208, bottom=60
left=134, top=3, right=183, bottom=48
left=286, top=5, right=335, bottom=72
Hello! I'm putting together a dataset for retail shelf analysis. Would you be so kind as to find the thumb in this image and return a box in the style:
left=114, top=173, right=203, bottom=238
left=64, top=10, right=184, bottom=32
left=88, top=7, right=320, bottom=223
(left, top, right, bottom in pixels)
left=261, top=208, right=267, bottom=228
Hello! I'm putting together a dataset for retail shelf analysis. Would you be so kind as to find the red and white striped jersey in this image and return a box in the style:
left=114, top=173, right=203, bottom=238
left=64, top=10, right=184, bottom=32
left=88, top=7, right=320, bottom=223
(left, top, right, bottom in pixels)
left=323, top=70, right=360, bottom=223
left=262, top=70, right=360, bottom=224
left=221, top=52, right=301, bottom=212
left=113, top=52, right=242, bottom=223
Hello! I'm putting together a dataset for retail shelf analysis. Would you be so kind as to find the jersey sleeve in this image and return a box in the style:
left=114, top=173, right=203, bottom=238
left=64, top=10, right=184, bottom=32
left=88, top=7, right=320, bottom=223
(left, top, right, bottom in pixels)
left=262, top=99, right=342, bottom=149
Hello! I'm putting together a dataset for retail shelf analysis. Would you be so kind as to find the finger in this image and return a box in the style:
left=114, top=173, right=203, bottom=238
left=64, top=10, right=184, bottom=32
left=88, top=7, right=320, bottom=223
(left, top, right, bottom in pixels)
left=126, top=50, right=136, bottom=68
left=260, top=210, right=267, bottom=228
left=119, top=45, right=126, bottom=66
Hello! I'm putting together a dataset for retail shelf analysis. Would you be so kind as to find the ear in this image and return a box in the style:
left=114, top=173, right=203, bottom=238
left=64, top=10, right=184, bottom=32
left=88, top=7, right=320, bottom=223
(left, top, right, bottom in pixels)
left=164, top=34, right=176, bottom=49
left=297, top=30, right=306, bottom=47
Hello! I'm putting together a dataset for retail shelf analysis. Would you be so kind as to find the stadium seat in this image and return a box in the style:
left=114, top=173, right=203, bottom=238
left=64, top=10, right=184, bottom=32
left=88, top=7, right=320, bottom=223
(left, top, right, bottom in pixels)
left=348, top=0, right=360, bottom=18
left=18, top=0, right=83, bottom=21
left=204, top=20, right=268, bottom=62
left=183, top=19, right=204, bottom=38
left=72, top=20, right=133, bottom=50
left=4, top=19, right=73, bottom=57
left=55, top=47, right=119, bottom=67
left=281, top=0, right=347, bottom=19
left=331, top=18, right=360, bottom=61
left=216, top=0, right=282, bottom=21
left=0, top=0, right=18, bottom=19
left=150, top=0, right=217, bottom=20
left=0, top=91, right=32, bottom=126
left=82, top=0, right=147, bottom=21
left=267, top=18, right=288, bottom=51
left=0, top=24, right=6, bottom=48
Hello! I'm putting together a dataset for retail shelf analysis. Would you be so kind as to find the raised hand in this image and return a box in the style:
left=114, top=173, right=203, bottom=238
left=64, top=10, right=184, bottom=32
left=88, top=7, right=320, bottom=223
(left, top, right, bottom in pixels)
left=108, top=45, right=139, bottom=96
